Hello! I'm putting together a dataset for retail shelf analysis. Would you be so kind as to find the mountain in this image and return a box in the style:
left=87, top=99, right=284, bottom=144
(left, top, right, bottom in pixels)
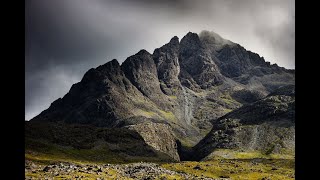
left=192, top=85, right=295, bottom=161
left=28, top=30, right=295, bottom=161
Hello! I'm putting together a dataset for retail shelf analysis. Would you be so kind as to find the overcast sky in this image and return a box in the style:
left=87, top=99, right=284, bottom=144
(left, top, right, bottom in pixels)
left=25, top=0, right=295, bottom=120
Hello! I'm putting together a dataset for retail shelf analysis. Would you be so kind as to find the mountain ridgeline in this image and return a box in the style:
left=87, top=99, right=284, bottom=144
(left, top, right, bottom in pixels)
left=28, top=30, right=295, bottom=162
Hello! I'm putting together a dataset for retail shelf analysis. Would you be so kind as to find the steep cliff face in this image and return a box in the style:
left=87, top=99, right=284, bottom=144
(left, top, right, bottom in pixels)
left=153, top=36, right=181, bottom=96
left=179, top=32, right=224, bottom=90
left=128, top=122, right=180, bottom=161
left=30, top=30, right=295, bottom=158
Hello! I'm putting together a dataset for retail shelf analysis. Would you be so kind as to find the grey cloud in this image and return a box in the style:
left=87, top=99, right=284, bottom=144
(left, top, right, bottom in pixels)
left=25, top=64, right=83, bottom=120
left=25, top=0, right=295, bottom=120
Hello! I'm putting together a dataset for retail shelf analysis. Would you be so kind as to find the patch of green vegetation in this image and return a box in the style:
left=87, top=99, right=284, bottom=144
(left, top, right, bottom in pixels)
left=279, top=148, right=295, bottom=155
left=222, top=108, right=233, bottom=113
left=168, top=95, right=177, bottom=100
left=171, top=88, right=178, bottom=94
left=206, top=149, right=294, bottom=160
left=219, top=93, right=241, bottom=106
left=25, top=138, right=173, bottom=165
left=220, top=96, right=236, bottom=105
left=234, top=151, right=270, bottom=159
left=159, top=110, right=177, bottom=123
left=135, top=109, right=177, bottom=123
left=156, top=174, right=184, bottom=180
left=177, top=138, right=195, bottom=148
left=162, top=158, right=294, bottom=180
left=194, top=86, right=219, bottom=97
left=25, top=173, right=41, bottom=178
left=26, top=139, right=126, bottom=165
left=136, top=109, right=159, bottom=118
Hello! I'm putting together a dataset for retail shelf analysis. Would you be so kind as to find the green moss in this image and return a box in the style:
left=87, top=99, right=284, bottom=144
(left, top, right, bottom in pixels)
left=162, top=158, right=294, bottom=180
left=25, top=138, right=173, bottom=165
left=25, top=173, right=42, bottom=178
left=137, top=109, right=159, bottom=118
left=220, top=93, right=240, bottom=106
left=222, top=108, right=233, bottom=113
left=134, top=108, right=177, bottom=123
left=220, top=97, right=235, bottom=105
left=206, top=149, right=294, bottom=160
left=159, top=110, right=177, bottom=122
left=25, top=144, right=124, bottom=165
left=177, top=138, right=194, bottom=148
left=156, top=174, right=184, bottom=180
left=168, top=95, right=177, bottom=100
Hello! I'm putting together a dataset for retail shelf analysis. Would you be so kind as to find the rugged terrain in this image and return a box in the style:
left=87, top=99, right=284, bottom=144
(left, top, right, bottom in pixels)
left=192, top=85, right=295, bottom=161
left=26, top=30, right=295, bottom=179
left=25, top=158, right=294, bottom=180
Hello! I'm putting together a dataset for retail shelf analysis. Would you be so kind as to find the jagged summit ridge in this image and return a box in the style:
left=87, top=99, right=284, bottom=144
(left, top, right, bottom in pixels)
left=31, top=30, right=294, bottom=152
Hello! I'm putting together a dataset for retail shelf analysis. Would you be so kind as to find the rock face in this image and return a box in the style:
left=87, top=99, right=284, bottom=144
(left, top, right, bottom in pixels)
left=153, top=36, right=181, bottom=96
left=128, top=122, right=180, bottom=161
left=29, top=30, right=295, bottom=160
left=179, top=32, right=224, bottom=89
left=193, top=85, right=295, bottom=160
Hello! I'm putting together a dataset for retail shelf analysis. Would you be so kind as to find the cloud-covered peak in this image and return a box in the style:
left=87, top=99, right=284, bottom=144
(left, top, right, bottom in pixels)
left=199, top=30, right=234, bottom=50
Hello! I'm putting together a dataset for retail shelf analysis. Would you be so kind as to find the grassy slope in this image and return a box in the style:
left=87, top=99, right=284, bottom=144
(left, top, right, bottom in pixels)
left=25, top=122, right=175, bottom=165
left=161, top=147, right=294, bottom=179
left=26, top=143, right=294, bottom=180
left=25, top=139, right=171, bottom=165
left=162, top=158, right=294, bottom=180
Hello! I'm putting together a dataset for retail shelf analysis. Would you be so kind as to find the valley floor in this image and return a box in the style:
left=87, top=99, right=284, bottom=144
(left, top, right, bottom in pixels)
left=25, top=158, right=294, bottom=180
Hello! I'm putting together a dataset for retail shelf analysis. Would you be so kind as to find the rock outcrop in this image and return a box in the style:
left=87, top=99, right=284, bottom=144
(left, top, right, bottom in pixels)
left=193, top=85, right=295, bottom=160
left=128, top=122, right=180, bottom=161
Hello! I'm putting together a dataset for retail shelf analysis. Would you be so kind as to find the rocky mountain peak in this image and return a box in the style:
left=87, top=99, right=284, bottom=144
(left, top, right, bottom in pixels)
left=30, top=30, right=295, bottom=155
left=199, top=30, right=234, bottom=51
left=136, top=49, right=151, bottom=56
left=121, top=48, right=165, bottom=102
left=178, top=32, right=224, bottom=89
left=169, top=36, right=179, bottom=46
left=96, top=59, right=121, bottom=73
left=180, top=32, right=202, bottom=55
left=122, top=49, right=154, bottom=73
left=81, top=59, right=121, bottom=83
left=183, top=32, right=200, bottom=40
left=152, top=36, right=181, bottom=96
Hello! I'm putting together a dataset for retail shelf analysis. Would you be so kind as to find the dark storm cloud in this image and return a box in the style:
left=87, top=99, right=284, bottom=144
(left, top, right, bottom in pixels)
left=25, top=0, right=295, bottom=120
